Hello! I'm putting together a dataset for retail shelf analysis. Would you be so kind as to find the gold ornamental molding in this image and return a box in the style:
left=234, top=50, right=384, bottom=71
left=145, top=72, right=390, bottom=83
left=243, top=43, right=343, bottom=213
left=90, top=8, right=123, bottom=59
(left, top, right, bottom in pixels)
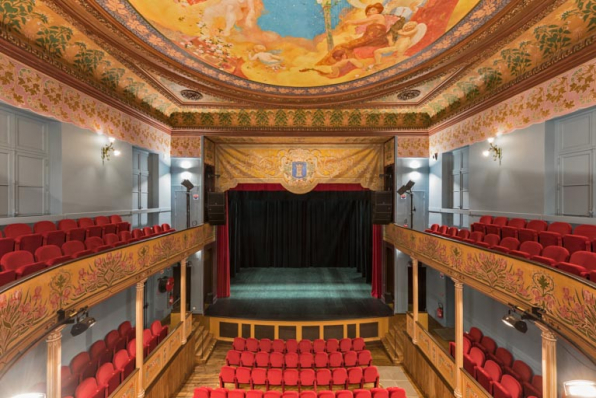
left=0, top=224, right=216, bottom=377
left=385, top=224, right=596, bottom=363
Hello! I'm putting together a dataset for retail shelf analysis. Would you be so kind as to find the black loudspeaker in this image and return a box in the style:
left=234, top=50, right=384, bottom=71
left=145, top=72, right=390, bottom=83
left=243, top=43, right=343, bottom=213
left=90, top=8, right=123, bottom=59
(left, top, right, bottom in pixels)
left=372, top=191, right=393, bottom=225
left=207, top=192, right=226, bottom=225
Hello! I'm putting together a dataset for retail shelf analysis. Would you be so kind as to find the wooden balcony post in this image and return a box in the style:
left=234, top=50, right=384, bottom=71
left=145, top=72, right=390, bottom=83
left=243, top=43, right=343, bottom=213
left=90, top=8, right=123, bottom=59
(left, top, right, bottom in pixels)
left=46, top=325, right=66, bottom=398
left=536, top=323, right=557, bottom=398
left=136, top=279, right=146, bottom=398
left=412, top=257, right=419, bottom=344
left=453, top=278, right=464, bottom=398
left=181, top=257, right=188, bottom=344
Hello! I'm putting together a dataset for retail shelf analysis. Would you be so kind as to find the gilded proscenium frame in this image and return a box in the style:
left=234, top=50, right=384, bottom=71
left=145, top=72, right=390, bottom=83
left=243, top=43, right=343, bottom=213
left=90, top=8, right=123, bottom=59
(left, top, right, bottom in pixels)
left=384, top=224, right=596, bottom=363
left=0, top=224, right=216, bottom=377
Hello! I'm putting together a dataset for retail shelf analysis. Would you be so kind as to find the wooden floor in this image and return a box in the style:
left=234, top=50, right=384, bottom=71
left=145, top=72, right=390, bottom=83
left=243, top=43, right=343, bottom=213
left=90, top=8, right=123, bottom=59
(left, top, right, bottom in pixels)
left=206, top=268, right=393, bottom=320
left=176, top=341, right=422, bottom=398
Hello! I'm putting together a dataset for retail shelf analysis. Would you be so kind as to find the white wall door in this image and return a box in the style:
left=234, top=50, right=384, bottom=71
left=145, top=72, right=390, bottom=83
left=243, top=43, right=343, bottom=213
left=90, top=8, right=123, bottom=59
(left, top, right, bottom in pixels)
left=132, top=148, right=150, bottom=228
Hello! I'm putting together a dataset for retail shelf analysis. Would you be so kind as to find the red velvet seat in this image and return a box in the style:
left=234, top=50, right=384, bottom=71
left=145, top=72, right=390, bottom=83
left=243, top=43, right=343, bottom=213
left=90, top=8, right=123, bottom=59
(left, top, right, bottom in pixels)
left=354, top=390, right=371, bottom=398
left=357, top=350, right=372, bottom=367
left=71, top=351, right=96, bottom=382
left=1, top=250, right=46, bottom=278
left=150, top=320, right=168, bottom=344
left=464, top=231, right=484, bottom=245
left=62, top=365, right=79, bottom=397
left=316, top=369, right=332, bottom=390
left=287, top=340, right=299, bottom=354
left=285, top=352, right=299, bottom=369
left=328, top=352, right=343, bottom=368
left=113, top=349, right=135, bottom=381
left=96, top=362, right=122, bottom=396
left=464, top=327, right=483, bottom=344
left=0, top=269, right=16, bottom=287
left=493, top=374, right=522, bottom=398
left=251, top=368, right=267, bottom=389
left=433, top=225, right=448, bottom=236
left=522, top=375, right=542, bottom=398
left=0, top=236, right=15, bottom=260
left=370, top=388, right=388, bottom=398
left=539, top=221, right=571, bottom=248
left=4, top=223, right=44, bottom=254
left=255, top=351, right=270, bottom=368
left=493, top=237, right=520, bottom=254
left=317, top=391, right=334, bottom=398
left=313, top=339, right=326, bottom=353
left=504, top=360, right=533, bottom=384
left=105, top=330, right=126, bottom=355
left=443, top=227, right=458, bottom=237
left=85, top=236, right=111, bottom=253
left=425, top=224, right=439, bottom=233
left=110, top=215, right=131, bottom=234
left=230, top=389, right=247, bottom=398
left=118, top=321, right=135, bottom=344
left=241, top=351, right=256, bottom=368
left=488, top=347, right=514, bottom=368
left=62, top=240, right=93, bottom=259
left=474, top=336, right=497, bottom=355
left=284, top=369, right=300, bottom=391
left=483, top=234, right=501, bottom=248
left=299, top=339, right=313, bottom=354
left=454, top=229, right=471, bottom=241
left=104, top=233, right=125, bottom=248
left=531, top=246, right=569, bottom=267
left=299, top=352, right=314, bottom=368
left=132, top=229, right=145, bottom=240
left=246, top=337, right=259, bottom=352
left=79, top=218, right=103, bottom=238
left=95, top=216, right=118, bottom=236
left=90, top=340, right=112, bottom=368
left=143, top=226, right=155, bottom=238
left=386, top=387, right=407, bottom=398
left=501, top=218, right=526, bottom=239
left=518, top=220, right=548, bottom=243
left=260, top=338, right=273, bottom=353
left=331, top=368, right=347, bottom=390
left=213, top=388, right=230, bottom=398
left=339, top=338, right=352, bottom=353
left=233, top=337, right=246, bottom=351
left=337, top=390, right=353, bottom=398
left=556, top=250, right=596, bottom=277
left=58, top=219, right=87, bottom=242
left=119, top=230, right=140, bottom=244
left=325, top=339, right=339, bottom=353
left=268, top=368, right=283, bottom=390
left=352, top=338, right=365, bottom=352
left=475, top=359, right=502, bottom=394
left=343, top=351, right=358, bottom=367
left=194, top=387, right=214, bottom=398
left=226, top=350, right=242, bottom=367
left=161, top=223, right=175, bottom=232
left=347, top=366, right=363, bottom=389
left=510, top=241, right=543, bottom=259
left=464, top=347, right=485, bottom=376
left=449, top=335, right=472, bottom=358
left=299, top=369, right=316, bottom=391
left=153, top=225, right=164, bottom=235
left=362, top=366, right=379, bottom=388
left=471, top=216, right=493, bottom=234
left=574, top=224, right=596, bottom=250
left=282, top=392, right=299, bottom=398
left=74, top=377, right=106, bottom=398
left=270, top=352, right=284, bottom=368
left=486, top=216, right=508, bottom=236
left=220, top=366, right=236, bottom=388
left=35, top=245, right=71, bottom=267
left=563, top=234, right=591, bottom=255
left=34, top=220, right=66, bottom=246
left=272, top=339, right=285, bottom=353
left=314, top=352, right=328, bottom=368
left=127, top=339, right=136, bottom=358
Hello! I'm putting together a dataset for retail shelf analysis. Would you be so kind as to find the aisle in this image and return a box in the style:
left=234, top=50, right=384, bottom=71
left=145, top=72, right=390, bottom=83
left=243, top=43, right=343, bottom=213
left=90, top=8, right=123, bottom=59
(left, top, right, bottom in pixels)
left=176, top=342, right=420, bottom=398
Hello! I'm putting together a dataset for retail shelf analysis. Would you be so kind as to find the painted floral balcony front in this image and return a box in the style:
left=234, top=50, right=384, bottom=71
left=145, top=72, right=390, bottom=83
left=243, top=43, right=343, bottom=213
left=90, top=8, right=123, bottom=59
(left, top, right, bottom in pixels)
left=0, top=224, right=216, bottom=376
left=384, top=224, right=596, bottom=361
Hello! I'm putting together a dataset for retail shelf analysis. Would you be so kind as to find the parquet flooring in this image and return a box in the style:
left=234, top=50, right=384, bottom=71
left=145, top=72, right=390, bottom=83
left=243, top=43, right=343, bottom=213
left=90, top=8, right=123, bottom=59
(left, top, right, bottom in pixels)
left=176, top=341, right=421, bottom=398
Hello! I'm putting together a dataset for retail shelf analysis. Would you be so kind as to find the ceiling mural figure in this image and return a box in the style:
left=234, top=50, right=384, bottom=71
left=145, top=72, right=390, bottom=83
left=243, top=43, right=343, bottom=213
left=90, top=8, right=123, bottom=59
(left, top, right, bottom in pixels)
left=130, top=0, right=481, bottom=87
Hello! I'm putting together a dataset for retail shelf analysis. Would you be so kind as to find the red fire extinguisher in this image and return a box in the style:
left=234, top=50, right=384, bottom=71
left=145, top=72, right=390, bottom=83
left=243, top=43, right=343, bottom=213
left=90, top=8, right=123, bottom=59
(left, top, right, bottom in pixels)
left=436, top=303, right=444, bottom=319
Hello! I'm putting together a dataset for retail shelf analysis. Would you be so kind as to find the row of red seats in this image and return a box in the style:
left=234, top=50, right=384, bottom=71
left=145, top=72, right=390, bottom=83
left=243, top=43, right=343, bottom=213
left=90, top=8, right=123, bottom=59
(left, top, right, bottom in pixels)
left=233, top=338, right=366, bottom=354
left=194, top=387, right=407, bottom=398
left=470, top=216, right=596, bottom=254
left=219, top=366, right=380, bottom=391
left=0, top=224, right=175, bottom=288
left=453, top=327, right=541, bottom=398
left=226, top=350, right=373, bottom=369
left=62, top=320, right=168, bottom=398
left=427, top=224, right=596, bottom=281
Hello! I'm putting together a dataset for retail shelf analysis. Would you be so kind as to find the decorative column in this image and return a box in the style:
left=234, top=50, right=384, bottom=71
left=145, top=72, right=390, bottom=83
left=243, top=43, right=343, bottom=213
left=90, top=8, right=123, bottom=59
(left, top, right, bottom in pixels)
left=181, top=257, right=188, bottom=345
left=46, top=325, right=66, bottom=398
left=453, top=279, right=464, bottom=398
left=412, top=257, right=419, bottom=344
left=536, top=323, right=557, bottom=398
left=136, top=280, right=146, bottom=398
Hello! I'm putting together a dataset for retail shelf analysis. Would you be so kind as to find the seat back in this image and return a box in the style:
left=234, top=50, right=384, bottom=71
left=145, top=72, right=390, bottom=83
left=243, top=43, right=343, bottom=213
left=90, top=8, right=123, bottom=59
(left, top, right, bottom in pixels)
left=358, top=350, right=372, bottom=366
left=541, top=246, right=570, bottom=263
left=268, top=368, right=283, bottom=385
left=479, top=215, right=493, bottom=224
left=1, top=250, right=34, bottom=271
left=484, top=234, right=501, bottom=247
left=339, top=338, right=352, bottom=352
left=352, top=337, right=365, bottom=351
left=85, top=236, right=105, bottom=250
left=518, top=241, right=543, bottom=257
left=457, top=229, right=471, bottom=240
left=494, top=347, right=513, bottom=367
left=35, top=245, right=63, bottom=262
left=363, top=366, right=379, bottom=383
left=4, top=223, right=32, bottom=238
left=62, top=240, right=86, bottom=255
left=34, top=220, right=56, bottom=233
left=105, top=330, right=125, bottom=353
left=299, top=352, right=314, bottom=368
left=252, top=367, right=267, bottom=384
left=300, top=369, right=316, bottom=386
left=270, top=352, right=284, bottom=367
left=329, top=351, right=343, bottom=367
left=501, top=374, right=522, bottom=398
left=260, top=338, right=272, bottom=352
left=493, top=217, right=508, bottom=226
left=316, top=368, right=331, bottom=385
left=232, top=337, right=245, bottom=351
left=469, top=231, right=484, bottom=242
left=236, top=366, right=251, bottom=384
left=470, top=347, right=486, bottom=367
left=574, top=224, right=596, bottom=240
left=446, top=227, right=458, bottom=237
left=226, top=350, right=241, bottom=366
left=78, top=218, right=95, bottom=227
left=468, top=327, right=483, bottom=343
left=314, top=352, right=328, bottom=367
left=95, top=216, right=110, bottom=225
left=284, top=368, right=299, bottom=386
left=286, top=339, right=298, bottom=353
left=332, top=368, right=347, bottom=384
left=58, top=219, right=78, bottom=231
left=354, top=390, right=371, bottom=398
left=326, top=339, right=339, bottom=352
left=344, top=351, right=358, bottom=367
left=104, top=233, right=120, bottom=246
left=511, top=360, right=533, bottom=383
left=480, top=336, right=497, bottom=355
left=547, top=221, right=572, bottom=234
left=219, top=365, right=236, bottom=383
left=428, top=224, right=439, bottom=232
left=499, top=238, right=520, bottom=251
left=240, top=350, right=255, bottom=367
left=285, top=352, right=299, bottom=368
left=507, top=218, right=526, bottom=228
left=272, top=339, right=285, bottom=353
left=110, top=215, right=123, bottom=223
left=75, top=377, right=102, bottom=398
left=132, top=229, right=145, bottom=239
left=255, top=351, right=270, bottom=367
left=299, top=339, right=312, bottom=353
left=570, top=251, right=596, bottom=271
left=347, top=366, right=363, bottom=383
left=485, top=359, right=502, bottom=382
left=336, top=391, right=353, bottom=398
left=313, top=339, right=326, bottom=353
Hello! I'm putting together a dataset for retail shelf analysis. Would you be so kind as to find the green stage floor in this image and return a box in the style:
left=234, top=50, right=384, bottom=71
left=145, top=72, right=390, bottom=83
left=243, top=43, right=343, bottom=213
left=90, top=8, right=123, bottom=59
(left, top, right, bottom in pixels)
left=205, top=267, right=393, bottom=320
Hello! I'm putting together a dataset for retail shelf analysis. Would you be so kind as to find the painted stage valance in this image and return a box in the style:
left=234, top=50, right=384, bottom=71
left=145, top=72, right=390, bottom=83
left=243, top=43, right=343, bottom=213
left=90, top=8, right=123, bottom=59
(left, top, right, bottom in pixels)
left=216, top=144, right=384, bottom=194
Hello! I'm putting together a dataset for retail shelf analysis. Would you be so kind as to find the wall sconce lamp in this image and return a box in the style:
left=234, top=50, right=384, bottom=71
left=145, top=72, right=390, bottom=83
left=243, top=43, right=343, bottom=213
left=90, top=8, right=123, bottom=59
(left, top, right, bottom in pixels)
left=431, top=153, right=438, bottom=161
left=564, top=380, right=596, bottom=397
left=482, top=137, right=502, bottom=165
left=101, top=137, right=121, bottom=163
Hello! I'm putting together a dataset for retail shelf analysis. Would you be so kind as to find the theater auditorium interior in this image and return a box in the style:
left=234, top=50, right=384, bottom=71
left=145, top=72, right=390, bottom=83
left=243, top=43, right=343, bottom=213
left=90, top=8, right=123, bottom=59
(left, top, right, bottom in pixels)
left=3, top=0, right=596, bottom=398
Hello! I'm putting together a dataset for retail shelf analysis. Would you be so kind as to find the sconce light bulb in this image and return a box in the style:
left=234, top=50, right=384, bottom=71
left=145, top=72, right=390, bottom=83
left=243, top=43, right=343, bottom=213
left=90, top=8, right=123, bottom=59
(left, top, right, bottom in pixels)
left=487, top=137, right=495, bottom=144
left=108, top=137, right=116, bottom=143
left=483, top=150, right=490, bottom=157
left=114, top=150, right=121, bottom=157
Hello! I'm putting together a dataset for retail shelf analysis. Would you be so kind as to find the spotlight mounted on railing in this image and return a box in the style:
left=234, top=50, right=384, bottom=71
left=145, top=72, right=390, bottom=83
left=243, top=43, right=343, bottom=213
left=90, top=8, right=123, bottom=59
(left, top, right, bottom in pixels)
left=502, top=305, right=544, bottom=334
left=57, top=306, right=96, bottom=336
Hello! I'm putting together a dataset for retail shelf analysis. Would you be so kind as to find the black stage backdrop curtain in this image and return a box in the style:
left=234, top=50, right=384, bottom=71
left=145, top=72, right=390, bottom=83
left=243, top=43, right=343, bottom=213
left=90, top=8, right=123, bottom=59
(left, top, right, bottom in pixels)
left=229, top=190, right=372, bottom=280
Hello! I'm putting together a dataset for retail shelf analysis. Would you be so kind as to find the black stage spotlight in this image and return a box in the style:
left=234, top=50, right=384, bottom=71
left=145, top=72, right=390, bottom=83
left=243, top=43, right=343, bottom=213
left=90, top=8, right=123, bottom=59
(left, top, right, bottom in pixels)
left=70, top=319, right=88, bottom=336
left=80, top=313, right=96, bottom=329
left=502, top=311, right=528, bottom=333
left=181, top=179, right=194, bottom=191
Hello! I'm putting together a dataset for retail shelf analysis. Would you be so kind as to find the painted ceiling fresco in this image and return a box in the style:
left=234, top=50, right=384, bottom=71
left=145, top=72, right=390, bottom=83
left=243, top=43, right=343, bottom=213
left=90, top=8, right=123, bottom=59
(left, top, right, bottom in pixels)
left=109, top=0, right=498, bottom=92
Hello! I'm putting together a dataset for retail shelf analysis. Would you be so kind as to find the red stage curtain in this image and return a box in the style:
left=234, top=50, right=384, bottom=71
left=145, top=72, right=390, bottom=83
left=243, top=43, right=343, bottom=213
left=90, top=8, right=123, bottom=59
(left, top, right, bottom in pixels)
left=371, top=224, right=383, bottom=299
left=217, top=183, right=382, bottom=299
left=216, top=191, right=231, bottom=298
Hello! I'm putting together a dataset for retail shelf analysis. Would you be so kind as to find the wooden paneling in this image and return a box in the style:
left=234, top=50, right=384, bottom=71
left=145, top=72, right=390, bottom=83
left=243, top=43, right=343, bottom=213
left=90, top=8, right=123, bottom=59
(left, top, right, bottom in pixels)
left=462, top=372, right=491, bottom=398
left=111, top=370, right=139, bottom=398
left=403, top=333, right=454, bottom=398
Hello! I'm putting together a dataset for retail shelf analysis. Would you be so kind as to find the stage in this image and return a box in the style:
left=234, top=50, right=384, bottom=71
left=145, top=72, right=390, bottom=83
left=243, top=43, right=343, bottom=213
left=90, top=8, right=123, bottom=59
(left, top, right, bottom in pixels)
left=206, top=268, right=393, bottom=321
